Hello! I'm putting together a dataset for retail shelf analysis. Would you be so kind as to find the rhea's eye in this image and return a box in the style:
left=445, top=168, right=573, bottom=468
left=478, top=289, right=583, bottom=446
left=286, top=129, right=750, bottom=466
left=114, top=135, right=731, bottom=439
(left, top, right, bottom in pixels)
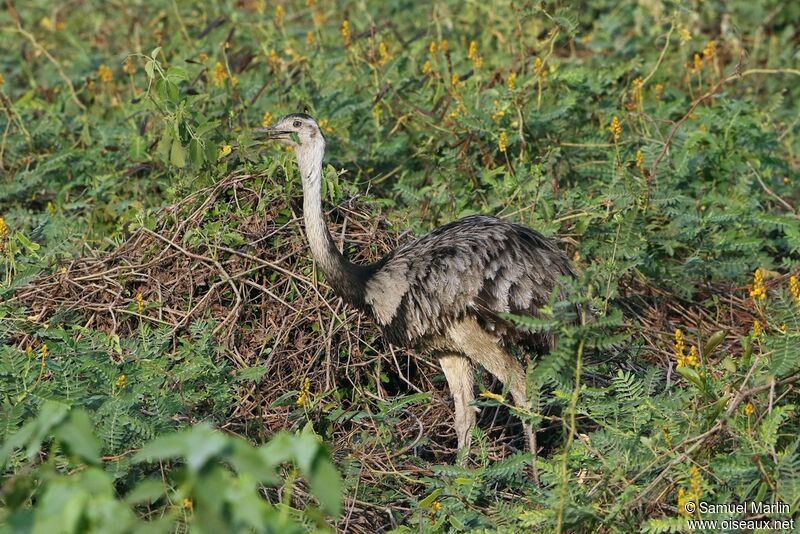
left=293, top=120, right=301, bottom=128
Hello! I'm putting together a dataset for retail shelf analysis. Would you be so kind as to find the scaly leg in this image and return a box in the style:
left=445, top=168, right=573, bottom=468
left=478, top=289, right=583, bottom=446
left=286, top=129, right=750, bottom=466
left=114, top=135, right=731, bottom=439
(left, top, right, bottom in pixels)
left=439, top=353, right=476, bottom=456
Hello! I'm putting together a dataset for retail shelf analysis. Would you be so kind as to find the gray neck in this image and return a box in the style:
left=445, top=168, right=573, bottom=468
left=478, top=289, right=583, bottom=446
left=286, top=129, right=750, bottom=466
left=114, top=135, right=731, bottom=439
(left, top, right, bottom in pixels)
left=295, top=141, right=370, bottom=306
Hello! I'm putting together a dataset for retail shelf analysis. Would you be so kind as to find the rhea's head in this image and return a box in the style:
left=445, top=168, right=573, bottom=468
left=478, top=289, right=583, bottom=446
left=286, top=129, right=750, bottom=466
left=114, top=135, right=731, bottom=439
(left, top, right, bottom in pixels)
left=259, top=113, right=324, bottom=150
left=258, top=113, right=326, bottom=183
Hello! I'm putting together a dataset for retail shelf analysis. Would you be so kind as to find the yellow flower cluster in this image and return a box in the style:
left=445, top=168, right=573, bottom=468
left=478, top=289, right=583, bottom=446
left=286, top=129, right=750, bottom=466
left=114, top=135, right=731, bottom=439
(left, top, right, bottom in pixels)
left=467, top=40, right=482, bottom=69
left=674, top=329, right=700, bottom=369
left=306, top=31, right=315, bottom=46
left=116, top=374, right=126, bottom=389
left=213, top=62, right=228, bottom=86
left=97, top=64, right=113, bottom=84
left=428, top=41, right=437, bottom=55
left=422, top=60, right=432, bottom=75
left=507, top=72, right=517, bottom=90
left=341, top=20, right=351, bottom=47
left=743, top=402, right=754, bottom=416
left=498, top=131, right=508, bottom=153
left=262, top=111, right=273, bottom=127
left=750, top=268, right=766, bottom=301
left=183, top=498, right=193, bottom=510
left=40, top=343, right=49, bottom=360
left=274, top=5, right=284, bottom=26
left=635, top=150, right=645, bottom=175
left=678, top=345, right=699, bottom=370
left=136, top=292, right=145, bottom=313
left=0, top=217, right=8, bottom=253
left=296, top=376, right=311, bottom=405
left=608, top=116, right=621, bottom=143
left=752, top=320, right=762, bottom=338
left=789, top=275, right=799, bottom=306
left=678, top=465, right=704, bottom=517
left=703, top=40, right=716, bottom=60
left=654, top=83, right=664, bottom=100
left=218, top=144, right=232, bottom=158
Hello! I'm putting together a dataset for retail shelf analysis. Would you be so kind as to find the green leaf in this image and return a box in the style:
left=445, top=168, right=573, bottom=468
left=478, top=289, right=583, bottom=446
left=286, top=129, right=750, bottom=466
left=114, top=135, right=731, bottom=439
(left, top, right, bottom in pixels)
left=702, top=330, right=727, bottom=356
left=54, top=409, right=101, bottom=465
left=170, top=139, right=187, bottom=168
left=129, top=135, right=147, bottom=161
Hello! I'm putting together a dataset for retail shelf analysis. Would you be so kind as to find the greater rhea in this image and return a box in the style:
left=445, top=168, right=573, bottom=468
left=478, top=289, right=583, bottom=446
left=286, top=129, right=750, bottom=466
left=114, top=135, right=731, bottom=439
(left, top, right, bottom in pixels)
left=260, top=113, right=574, bottom=479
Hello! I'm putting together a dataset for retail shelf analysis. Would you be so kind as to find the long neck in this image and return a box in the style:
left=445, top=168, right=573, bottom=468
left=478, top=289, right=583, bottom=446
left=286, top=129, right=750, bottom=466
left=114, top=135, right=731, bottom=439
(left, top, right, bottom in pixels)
left=296, top=142, right=371, bottom=307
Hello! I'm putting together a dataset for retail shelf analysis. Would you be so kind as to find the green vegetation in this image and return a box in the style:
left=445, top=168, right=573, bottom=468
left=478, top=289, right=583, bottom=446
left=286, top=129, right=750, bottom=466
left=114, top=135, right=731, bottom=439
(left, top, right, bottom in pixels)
left=1, top=0, right=799, bottom=532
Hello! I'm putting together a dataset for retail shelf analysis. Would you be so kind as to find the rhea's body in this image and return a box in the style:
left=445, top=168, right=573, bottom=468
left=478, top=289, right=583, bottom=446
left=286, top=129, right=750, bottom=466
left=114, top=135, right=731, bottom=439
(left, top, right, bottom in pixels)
left=261, top=113, right=574, bottom=482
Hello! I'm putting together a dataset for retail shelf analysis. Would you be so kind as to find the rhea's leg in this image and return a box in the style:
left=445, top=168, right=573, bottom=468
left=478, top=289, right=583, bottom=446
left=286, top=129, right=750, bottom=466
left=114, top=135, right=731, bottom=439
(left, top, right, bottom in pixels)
left=448, top=319, right=540, bottom=485
left=439, top=354, right=476, bottom=456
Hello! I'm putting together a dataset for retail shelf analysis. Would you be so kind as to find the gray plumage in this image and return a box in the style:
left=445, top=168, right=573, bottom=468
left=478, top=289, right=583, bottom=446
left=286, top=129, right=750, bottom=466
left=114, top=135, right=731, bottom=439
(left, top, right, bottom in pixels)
left=260, top=113, right=574, bottom=482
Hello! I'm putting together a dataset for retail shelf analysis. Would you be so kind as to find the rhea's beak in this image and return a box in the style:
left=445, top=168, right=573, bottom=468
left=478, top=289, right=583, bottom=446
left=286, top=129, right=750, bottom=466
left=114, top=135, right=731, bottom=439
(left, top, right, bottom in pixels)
left=253, top=126, right=290, bottom=141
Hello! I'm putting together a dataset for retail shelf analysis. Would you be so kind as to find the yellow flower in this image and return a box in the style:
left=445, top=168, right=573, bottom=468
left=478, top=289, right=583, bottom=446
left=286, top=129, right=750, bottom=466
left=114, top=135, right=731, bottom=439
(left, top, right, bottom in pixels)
left=674, top=328, right=685, bottom=357
left=422, top=60, right=432, bottom=75
left=743, top=402, right=754, bottom=416
left=678, top=26, right=691, bottom=44
left=26, top=346, right=33, bottom=358
left=783, top=176, right=791, bottom=185
left=262, top=112, right=273, bottom=128
left=318, top=118, right=333, bottom=133
left=467, top=40, right=482, bottom=68
left=183, top=498, right=193, bottom=510
left=480, top=391, right=504, bottom=402
left=40, top=343, right=49, bottom=359
left=116, top=374, right=126, bottom=389
left=450, top=73, right=460, bottom=86
left=654, top=83, right=664, bottom=99
left=507, top=72, right=517, bottom=90
left=692, top=53, right=702, bottom=73
left=213, top=62, right=228, bottom=86
left=431, top=500, right=442, bottom=512
left=428, top=41, right=437, bottom=55
left=703, top=40, right=716, bottom=60
left=274, top=5, right=284, bottom=26
left=789, top=275, right=799, bottom=306
left=492, top=110, right=505, bottom=121
left=40, top=17, right=54, bottom=30
left=306, top=31, right=315, bottom=46
left=635, top=150, right=645, bottom=175
left=439, top=39, right=449, bottom=52
left=135, top=292, right=145, bottom=313
left=341, top=20, right=351, bottom=47
left=608, top=116, right=621, bottom=143
left=197, top=52, right=209, bottom=62
left=752, top=320, right=762, bottom=338
left=0, top=217, right=9, bottom=252
left=749, top=268, right=766, bottom=301
left=498, top=131, right=508, bottom=153
left=218, top=144, right=232, bottom=158
left=378, top=42, right=389, bottom=65
left=296, top=377, right=311, bottom=406
left=97, top=64, right=114, bottom=84
left=689, top=465, right=703, bottom=498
